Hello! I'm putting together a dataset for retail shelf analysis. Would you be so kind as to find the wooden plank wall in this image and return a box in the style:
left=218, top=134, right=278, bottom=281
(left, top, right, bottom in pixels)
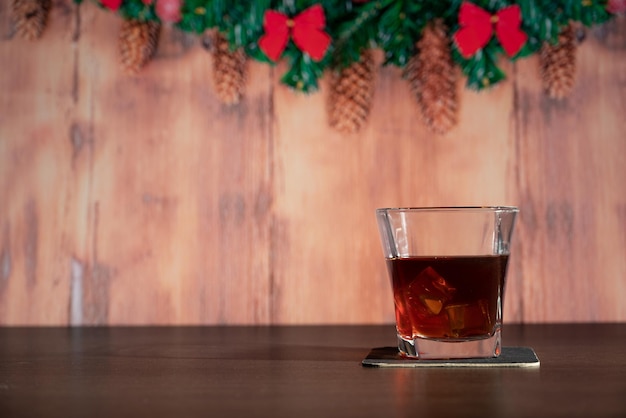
left=1, top=1, right=625, bottom=325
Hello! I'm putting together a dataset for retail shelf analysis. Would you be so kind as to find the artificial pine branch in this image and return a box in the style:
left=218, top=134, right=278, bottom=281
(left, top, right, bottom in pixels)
left=88, top=0, right=617, bottom=92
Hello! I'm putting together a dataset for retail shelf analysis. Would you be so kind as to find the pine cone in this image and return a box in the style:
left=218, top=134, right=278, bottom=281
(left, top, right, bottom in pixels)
left=405, top=19, right=457, bottom=135
left=119, top=19, right=161, bottom=75
left=211, top=31, right=247, bottom=105
left=540, top=24, right=577, bottom=99
left=11, top=0, right=51, bottom=40
left=327, top=49, right=376, bottom=134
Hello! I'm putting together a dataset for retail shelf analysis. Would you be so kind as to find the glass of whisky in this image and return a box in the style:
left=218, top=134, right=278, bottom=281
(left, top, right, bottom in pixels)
left=376, top=206, right=518, bottom=359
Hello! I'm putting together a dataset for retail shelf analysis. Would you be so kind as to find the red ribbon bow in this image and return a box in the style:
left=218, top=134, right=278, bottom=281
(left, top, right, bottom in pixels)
left=453, top=2, right=528, bottom=58
left=258, top=4, right=331, bottom=62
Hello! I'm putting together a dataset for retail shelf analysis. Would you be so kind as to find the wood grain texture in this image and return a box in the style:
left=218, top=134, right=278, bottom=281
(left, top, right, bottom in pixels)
left=0, top=2, right=624, bottom=325
left=512, top=20, right=626, bottom=322
left=1, top=325, right=626, bottom=418
left=0, top=0, right=78, bottom=324
left=75, top=8, right=273, bottom=325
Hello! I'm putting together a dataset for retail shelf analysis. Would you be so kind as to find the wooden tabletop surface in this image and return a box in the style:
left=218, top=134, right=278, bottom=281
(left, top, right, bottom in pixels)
left=1, top=324, right=625, bottom=417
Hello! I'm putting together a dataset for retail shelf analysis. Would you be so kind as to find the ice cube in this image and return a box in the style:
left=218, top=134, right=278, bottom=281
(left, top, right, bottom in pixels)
left=445, top=299, right=492, bottom=337
left=445, top=304, right=467, bottom=336
left=407, top=266, right=456, bottom=316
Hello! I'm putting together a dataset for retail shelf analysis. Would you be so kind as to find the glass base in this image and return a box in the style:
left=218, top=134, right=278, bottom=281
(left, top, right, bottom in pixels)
left=397, top=329, right=501, bottom=359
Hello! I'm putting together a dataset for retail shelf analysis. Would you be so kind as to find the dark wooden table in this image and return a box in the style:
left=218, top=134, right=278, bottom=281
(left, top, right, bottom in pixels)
left=1, top=324, right=625, bottom=417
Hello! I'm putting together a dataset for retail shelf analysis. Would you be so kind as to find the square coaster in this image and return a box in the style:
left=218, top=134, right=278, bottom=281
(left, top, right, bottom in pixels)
left=362, top=346, right=540, bottom=368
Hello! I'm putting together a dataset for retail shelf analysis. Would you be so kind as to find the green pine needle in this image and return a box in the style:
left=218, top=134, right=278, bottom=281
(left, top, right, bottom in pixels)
left=89, top=0, right=615, bottom=92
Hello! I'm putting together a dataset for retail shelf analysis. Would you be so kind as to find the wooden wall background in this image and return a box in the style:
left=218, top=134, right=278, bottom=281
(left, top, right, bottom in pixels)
left=1, top=1, right=625, bottom=326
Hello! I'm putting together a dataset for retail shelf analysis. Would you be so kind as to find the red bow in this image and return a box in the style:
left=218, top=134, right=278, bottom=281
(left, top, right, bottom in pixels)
left=453, top=2, right=527, bottom=58
left=258, top=4, right=331, bottom=62
left=101, top=0, right=122, bottom=10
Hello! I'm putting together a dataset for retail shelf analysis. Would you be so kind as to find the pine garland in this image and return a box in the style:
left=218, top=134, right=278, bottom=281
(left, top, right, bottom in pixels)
left=63, top=0, right=618, bottom=94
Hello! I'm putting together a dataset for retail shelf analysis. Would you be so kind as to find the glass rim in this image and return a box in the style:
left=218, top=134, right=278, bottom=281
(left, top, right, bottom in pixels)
left=376, top=206, right=519, bottom=213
